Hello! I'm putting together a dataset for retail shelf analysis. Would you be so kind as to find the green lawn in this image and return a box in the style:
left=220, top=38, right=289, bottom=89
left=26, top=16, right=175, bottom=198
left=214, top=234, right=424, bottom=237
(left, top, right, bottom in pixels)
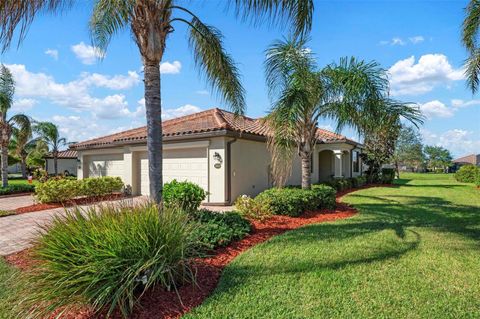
left=185, top=173, right=480, bottom=318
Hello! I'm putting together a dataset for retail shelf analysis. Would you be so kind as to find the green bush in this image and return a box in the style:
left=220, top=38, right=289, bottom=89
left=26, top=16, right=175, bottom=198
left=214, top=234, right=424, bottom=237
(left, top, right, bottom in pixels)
left=234, top=195, right=272, bottom=221
left=35, top=177, right=124, bottom=203
left=163, top=180, right=206, bottom=212
left=16, top=204, right=199, bottom=318
left=455, top=165, right=480, bottom=183
left=80, top=177, right=124, bottom=197
left=350, top=176, right=367, bottom=188
left=325, top=178, right=352, bottom=192
left=255, top=185, right=336, bottom=217
left=35, top=178, right=80, bottom=203
left=0, top=184, right=35, bottom=196
left=381, top=168, right=395, bottom=184
left=191, top=209, right=251, bottom=250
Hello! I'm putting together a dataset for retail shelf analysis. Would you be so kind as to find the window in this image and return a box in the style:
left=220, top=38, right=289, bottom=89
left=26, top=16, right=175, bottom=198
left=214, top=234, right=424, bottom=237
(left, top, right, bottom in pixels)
left=353, top=151, right=360, bottom=173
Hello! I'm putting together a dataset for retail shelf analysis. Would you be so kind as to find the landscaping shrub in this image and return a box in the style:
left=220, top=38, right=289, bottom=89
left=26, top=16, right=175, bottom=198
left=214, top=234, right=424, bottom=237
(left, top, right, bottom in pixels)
left=350, top=176, right=367, bottom=188
left=16, top=203, right=199, bottom=318
left=0, top=184, right=35, bottom=196
left=455, top=165, right=480, bottom=183
left=35, top=178, right=80, bottom=203
left=255, top=185, right=336, bottom=217
left=80, top=176, right=124, bottom=197
left=234, top=195, right=272, bottom=221
left=163, top=179, right=206, bottom=212
left=190, top=209, right=251, bottom=250
left=380, top=168, right=395, bottom=184
left=35, top=177, right=124, bottom=203
left=325, top=178, right=352, bottom=192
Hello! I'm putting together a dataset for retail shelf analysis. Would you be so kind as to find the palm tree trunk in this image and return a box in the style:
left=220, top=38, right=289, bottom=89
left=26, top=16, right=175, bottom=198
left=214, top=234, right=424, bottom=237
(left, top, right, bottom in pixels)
left=300, top=152, right=311, bottom=189
left=21, top=155, right=27, bottom=179
left=144, top=61, right=163, bottom=204
left=394, top=160, right=400, bottom=179
left=1, top=145, right=8, bottom=187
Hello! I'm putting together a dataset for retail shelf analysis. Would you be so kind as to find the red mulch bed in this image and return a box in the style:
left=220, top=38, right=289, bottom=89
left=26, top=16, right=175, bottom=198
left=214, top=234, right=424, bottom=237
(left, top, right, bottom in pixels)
left=14, top=193, right=125, bottom=215
left=5, top=186, right=375, bottom=319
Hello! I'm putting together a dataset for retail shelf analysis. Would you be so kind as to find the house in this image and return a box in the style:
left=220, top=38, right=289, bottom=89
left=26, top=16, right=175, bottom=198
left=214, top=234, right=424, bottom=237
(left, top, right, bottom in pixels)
left=71, top=108, right=363, bottom=205
left=452, top=154, right=480, bottom=171
left=45, top=149, right=78, bottom=176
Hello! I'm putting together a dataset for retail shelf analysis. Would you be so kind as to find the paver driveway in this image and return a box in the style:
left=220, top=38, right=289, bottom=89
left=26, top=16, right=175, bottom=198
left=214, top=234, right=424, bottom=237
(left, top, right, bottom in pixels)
left=0, top=196, right=146, bottom=256
left=0, top=194, right=35, bottom=211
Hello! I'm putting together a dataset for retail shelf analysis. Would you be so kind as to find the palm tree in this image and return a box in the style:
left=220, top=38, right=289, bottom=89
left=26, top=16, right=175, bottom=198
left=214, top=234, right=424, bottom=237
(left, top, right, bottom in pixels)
left=264, top=38, right=390, bottom=189
left=462, top=0, right=480, bottom=93
left=9, top=125, right=38, bottom=178
left=0, top=65, right=31, bottom=187
left=0, top=0, right=314, bottom=204
left=34, top=122, right=67, bottom=176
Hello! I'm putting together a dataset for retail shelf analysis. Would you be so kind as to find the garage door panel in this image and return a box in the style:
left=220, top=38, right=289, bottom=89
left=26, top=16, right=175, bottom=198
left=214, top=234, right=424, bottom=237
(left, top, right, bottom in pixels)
left=139, top=148, right=208, bottom=196
left=87, top=154, right=124, bottom=178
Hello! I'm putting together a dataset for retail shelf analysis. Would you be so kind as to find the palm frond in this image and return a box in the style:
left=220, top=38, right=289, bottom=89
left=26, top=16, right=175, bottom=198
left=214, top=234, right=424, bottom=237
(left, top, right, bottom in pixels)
left=0, top=64, right=15, bottom=116
left=187, top=16, right=245, bottom=114
left=230, top=0, right=314, bottom=37
left=9, top=113, right=31, bottom=134
left=0, top=0, right=73, bottom=51
left=465, top=48, right=480, bottom=93
left=463, top=0, right=480, bottom=52
left=90, top=0, right=133, bottom=53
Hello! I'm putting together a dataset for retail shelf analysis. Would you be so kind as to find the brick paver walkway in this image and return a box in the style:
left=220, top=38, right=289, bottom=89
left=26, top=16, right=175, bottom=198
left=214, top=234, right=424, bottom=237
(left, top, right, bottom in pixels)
left=0, top=194, right=35, bottom=211
left=0, top=196, right=146, bottom=256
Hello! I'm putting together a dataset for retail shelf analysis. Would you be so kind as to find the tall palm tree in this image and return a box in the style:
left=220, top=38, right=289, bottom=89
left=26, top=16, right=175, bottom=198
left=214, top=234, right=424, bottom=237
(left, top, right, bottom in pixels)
left=0, top=65, right=31, bottom=187
left=9, top=125, right=38, bottom=178
left=462, top=0, right=480, bottom=93
left=0, top=0, right=314, bottom=204
left=34, top=122, right=67, bottom=176
left=264, top=38, right=389, bottom=189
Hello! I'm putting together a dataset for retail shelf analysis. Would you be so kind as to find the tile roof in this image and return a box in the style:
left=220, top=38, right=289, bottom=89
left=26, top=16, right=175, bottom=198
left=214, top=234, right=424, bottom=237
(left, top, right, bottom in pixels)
left=453, top=154, right=480, bottom=165
left=45, top=149, right=78, bottom=158
left=71, top=108, right=356, bottom=149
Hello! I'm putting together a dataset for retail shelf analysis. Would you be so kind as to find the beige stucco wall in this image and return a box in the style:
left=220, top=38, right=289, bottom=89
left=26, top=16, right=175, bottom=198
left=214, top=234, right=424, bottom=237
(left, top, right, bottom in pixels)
left=46, top=158, right=77, bottom=176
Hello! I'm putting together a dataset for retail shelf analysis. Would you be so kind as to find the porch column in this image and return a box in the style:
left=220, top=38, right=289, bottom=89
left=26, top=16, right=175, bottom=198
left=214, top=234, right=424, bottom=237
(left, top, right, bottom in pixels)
left=123, top=148, right=133, bottom=188
left=77, top=152, right=84, bottom=179
left=333, top=150, right=343, bottom=178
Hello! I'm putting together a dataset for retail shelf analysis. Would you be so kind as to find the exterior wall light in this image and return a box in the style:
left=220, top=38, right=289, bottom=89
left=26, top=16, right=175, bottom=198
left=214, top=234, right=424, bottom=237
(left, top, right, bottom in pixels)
left=213, top=152, right=223, bottom=169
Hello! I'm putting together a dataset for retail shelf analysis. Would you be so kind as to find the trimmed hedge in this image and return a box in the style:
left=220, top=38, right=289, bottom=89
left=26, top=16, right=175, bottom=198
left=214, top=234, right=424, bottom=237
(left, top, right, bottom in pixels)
left=191, top=209, right=251, bottom=250
left=0, top=184, right=35, bottom=196
left=324, top=176, right=367, bottom=192
left=455, top=165, right=480, bottom=183
left=254, top=185, right=336, bottom=217
left=234, top=195, right=272, bottom=221
left=35, top=177, right=124, bottom=203
left=163, top=180, right=207, bottom=212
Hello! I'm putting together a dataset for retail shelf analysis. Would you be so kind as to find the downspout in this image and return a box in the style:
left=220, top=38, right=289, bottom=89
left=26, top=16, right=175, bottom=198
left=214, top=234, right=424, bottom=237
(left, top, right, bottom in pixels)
left=225, top=138, right=237, bottom=204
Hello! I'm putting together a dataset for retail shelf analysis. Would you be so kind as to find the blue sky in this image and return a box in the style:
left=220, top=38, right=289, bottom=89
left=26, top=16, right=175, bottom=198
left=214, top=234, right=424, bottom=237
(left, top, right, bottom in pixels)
left=0, top=0, right=478, bottom=157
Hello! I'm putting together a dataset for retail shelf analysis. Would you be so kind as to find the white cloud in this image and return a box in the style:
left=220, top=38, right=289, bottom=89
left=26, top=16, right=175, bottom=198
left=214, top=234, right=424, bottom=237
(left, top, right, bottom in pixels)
left=160, top=61, right=181, bottom=74
left=391, top=37, right=406, bottom=46
left=12, top=98, right=37, bottom=112
left=409, top=36, right=424, bottom=44
left=380, top=35, right=425, bottom=46
left=418, top=100, right=455, bottom=118
left=389, top=54, right=465, bottom=96
left=196, top=90, right=209, bottom=95
left=136, top=99, right=202, bottom=120
left=422, top=128, right=480, bottom=158
left=71, top=42, right=105, bottom=65
left=78, top=71, right=140, bottom=90
left=451, top=99, right=480, bottom=108
left=44, top=49, right=58, bottom=60
left=6, top=64, right=143, bottom=120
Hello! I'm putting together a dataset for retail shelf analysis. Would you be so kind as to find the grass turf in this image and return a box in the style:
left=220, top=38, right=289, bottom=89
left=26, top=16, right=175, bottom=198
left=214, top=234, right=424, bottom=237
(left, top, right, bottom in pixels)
left=185, top=173, right=480, bottom=318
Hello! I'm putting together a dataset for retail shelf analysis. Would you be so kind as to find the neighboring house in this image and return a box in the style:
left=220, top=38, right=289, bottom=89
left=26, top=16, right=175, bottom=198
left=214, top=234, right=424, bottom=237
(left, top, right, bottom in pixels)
left=45, top=149, right=78, bottom=176
left=7, top=163, right=22, bottom=174
left=71, top=108, right=363, bottom=205
left=452, top=154, right=480, bottom=171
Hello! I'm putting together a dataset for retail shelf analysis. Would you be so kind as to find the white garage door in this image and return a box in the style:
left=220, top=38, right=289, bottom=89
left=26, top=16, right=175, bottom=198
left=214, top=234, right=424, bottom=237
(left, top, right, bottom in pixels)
left=139, top=148, right=208, bottom=196
left=87, top=154, right=124, bottom=178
